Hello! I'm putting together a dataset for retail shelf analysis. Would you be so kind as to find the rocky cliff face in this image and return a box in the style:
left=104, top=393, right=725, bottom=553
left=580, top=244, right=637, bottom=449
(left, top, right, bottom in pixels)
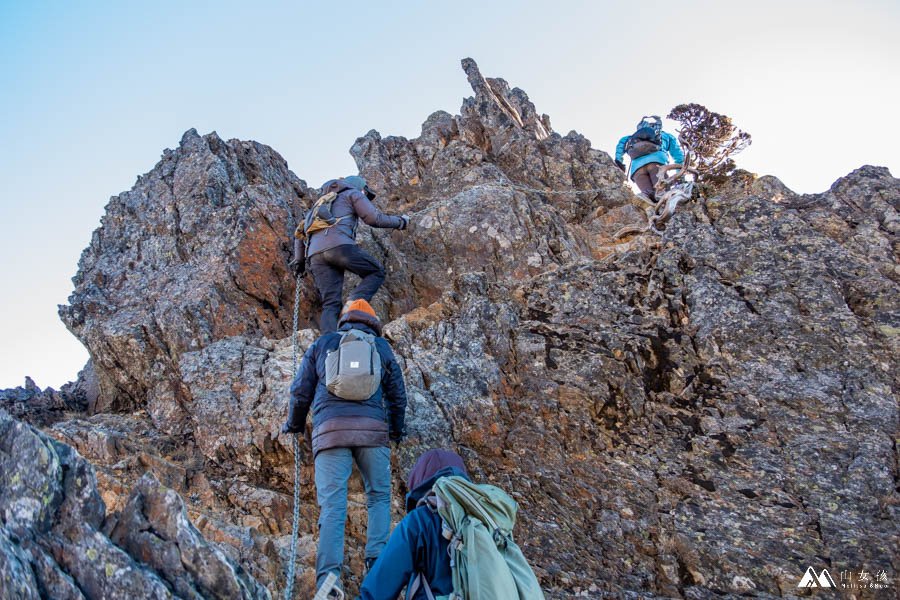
left=0, top=410, right=269, bottom=599
left=58, top=131, right=313, bottom=428
left=1, top=58, right=896, bottom=598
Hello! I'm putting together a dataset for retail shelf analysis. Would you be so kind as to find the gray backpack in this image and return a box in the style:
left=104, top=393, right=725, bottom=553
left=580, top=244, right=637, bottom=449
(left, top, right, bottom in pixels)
left=325, top=330, right=382, bottom=401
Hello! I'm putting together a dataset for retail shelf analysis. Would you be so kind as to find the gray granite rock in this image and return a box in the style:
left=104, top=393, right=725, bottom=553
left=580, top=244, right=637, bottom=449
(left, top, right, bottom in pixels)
left=0, top=410, right=270, bottom=599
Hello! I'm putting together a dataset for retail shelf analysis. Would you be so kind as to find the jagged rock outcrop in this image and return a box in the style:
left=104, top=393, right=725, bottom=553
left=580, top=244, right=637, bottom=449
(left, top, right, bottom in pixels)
left=58, top=130, right=313, bottom=432
left=5, top=58, right=897, bottom=598
left=0, top=368, right=94, bottom=427
left=0, top=410, right=269, bottom=599
left=105, top=473, right=269, bottom=599
left=349, top=59, right=639, bottom=319
left=47, top=411, right=301, bottom=594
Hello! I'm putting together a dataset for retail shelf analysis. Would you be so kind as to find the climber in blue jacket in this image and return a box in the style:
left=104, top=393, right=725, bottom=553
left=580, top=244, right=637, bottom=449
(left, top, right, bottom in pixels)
left=357, top=449, right=469, bottom=600
left=615, top=115, right=684, bottom=201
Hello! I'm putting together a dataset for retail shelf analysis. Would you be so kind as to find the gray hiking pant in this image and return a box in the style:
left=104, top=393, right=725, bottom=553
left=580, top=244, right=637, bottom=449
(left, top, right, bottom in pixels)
left=314, top=446, right=391, bottom=588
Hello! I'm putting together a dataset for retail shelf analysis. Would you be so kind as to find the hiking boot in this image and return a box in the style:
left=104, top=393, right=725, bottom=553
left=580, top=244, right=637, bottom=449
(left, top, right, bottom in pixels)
left=635, top=192, right=655, bottom=205
left=314, top=572, right=344, bottom=600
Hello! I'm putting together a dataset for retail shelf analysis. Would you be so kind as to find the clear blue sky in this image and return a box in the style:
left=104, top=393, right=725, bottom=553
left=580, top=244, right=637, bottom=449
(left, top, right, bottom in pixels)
left=1, top=0, right=898, bottom=388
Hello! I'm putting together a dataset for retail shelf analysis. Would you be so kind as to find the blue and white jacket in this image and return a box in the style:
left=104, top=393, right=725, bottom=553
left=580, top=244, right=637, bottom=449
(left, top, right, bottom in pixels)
left=615, top=131, right=684, bottom=177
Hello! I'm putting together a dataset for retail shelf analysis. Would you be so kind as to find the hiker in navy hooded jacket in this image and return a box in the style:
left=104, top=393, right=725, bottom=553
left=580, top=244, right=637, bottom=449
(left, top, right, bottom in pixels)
left=292, top=176, right=410, bottom=333
left=358, top=449, right=469, bottom=600
left=281, top=299, right=407, bottom=592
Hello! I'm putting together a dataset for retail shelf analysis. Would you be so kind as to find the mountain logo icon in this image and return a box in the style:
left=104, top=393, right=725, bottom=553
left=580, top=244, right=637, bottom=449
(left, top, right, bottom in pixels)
left=797, top=567, right=836, bottom=588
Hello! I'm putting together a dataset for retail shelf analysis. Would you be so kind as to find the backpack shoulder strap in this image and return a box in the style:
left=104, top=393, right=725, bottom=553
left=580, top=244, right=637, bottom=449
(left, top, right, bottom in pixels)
left=408, top=574, right=437, bottom=600
left=315, top=191, right=337, bottom=209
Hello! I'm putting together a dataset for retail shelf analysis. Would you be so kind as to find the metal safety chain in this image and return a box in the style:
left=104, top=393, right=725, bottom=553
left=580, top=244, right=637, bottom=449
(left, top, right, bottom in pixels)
left=503, top=183, right=610, bottom=195
left=284, top=273, right=302, bottom=599
left=470, top=134, right=704, bottom=239
left=463, top=169, right=696, bottom=240
left=468, top=178, right=610, bottom=197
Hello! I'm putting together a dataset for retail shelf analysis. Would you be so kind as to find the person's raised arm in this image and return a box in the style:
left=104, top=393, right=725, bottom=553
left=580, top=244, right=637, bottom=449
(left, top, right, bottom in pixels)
left=666, top=132, right=685, bottom=164
left=614, top=135, right=630, bottom=171
left=350, top=190, right=406, bottom=230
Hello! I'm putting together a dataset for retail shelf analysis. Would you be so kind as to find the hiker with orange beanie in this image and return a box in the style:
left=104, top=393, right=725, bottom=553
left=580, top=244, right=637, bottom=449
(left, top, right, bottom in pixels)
left=282, top=299, right=408, bottom=594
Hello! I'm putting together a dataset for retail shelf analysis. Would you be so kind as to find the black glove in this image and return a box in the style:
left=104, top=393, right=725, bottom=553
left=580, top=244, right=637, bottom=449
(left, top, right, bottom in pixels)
left=289, top=257, right=304, bottom=277
left=397, top=215, right=410, bottom=230
left=289, top=238, right=306, bottom=277
left=614, top=159, right=626, bottom=172
left=281, top=422, right=303, bottom=435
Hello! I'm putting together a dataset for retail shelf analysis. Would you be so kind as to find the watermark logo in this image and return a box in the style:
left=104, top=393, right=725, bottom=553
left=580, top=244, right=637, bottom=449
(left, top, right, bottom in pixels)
left=796, top=566, right=892, bottom=591
left=798, top=567, right=836, bottom=588
left=839, top=569, right=890, bottom=591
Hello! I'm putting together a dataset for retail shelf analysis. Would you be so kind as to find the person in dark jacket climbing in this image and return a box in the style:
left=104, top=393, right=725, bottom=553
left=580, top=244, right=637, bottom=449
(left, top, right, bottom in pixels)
left=357, top=449, right=469, bottom=600
left=281, top=299, right=407, bottom=593
left=614, top=115, right=684, bottom=201
left=292, top=176, right=410, bottom=333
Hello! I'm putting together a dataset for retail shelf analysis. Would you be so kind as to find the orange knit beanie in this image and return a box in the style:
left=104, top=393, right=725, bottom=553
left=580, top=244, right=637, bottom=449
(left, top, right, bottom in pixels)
left=342, top=299, right=376, bottom=318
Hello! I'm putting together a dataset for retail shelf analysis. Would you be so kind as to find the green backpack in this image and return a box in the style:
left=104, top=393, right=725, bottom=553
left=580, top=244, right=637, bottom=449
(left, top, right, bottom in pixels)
left=411, top=476, right=545, bottom=600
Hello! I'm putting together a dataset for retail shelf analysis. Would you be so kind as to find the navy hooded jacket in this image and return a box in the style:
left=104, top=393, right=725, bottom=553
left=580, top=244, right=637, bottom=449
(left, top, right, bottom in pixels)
left=285, top=316, right=406, bottom=449
left=358, top=463, right=469, bottom=600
